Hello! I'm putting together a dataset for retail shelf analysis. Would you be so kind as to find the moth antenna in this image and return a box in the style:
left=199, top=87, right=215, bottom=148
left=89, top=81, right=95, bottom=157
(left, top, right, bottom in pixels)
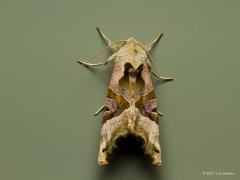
left=77, top=40, right=126, bottom=64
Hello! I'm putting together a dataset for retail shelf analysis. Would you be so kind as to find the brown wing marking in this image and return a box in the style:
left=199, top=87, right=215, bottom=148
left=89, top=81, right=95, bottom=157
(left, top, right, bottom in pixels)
left=103, top=88, right=130, bottom=122
left=135, top=90, right=159, bottom=123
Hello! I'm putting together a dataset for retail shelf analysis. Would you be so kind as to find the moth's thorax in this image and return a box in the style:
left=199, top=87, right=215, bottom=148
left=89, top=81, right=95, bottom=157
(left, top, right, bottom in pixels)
left=115, top=37, right=150, bottom=70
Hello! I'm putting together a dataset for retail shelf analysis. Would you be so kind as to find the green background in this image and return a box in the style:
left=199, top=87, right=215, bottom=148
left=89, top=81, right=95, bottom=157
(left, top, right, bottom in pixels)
left=0, top=0, right=239, bottom=180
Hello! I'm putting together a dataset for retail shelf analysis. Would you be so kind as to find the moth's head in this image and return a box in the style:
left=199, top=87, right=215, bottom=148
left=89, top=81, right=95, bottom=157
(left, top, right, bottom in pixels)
left=126, top=37, right=137, bottom=44
left=96, top=27, right=163, bottom=52
left=113, top=37, right=153, bottom=70
left=115, top=34, right=163, bottom=56
left=118, top=37, right=147, bottom=54
left=95, top=27, right=164, bottom=67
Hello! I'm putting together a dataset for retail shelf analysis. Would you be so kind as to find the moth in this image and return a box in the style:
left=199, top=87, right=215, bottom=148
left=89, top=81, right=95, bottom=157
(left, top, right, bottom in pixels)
left=77, top=27, right=173, bottom=166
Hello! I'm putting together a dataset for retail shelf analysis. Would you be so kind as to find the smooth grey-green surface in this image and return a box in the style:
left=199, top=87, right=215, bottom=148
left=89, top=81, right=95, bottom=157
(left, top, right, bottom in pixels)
left=0, top=0, right=239, bottom=180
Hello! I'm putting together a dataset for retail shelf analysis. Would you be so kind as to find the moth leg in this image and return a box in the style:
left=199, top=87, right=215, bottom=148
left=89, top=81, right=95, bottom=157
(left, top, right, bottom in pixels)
left=96, top=27, right=113, bottom=47
left=94, top=105, right=105, bottom=116
left=77, top=53, right=115, bottom=68
left=151, top=71, right=174, bottom=82
left=157, top=111, right=163, bottom=116
left=96, top=27, right=120, bottom=50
